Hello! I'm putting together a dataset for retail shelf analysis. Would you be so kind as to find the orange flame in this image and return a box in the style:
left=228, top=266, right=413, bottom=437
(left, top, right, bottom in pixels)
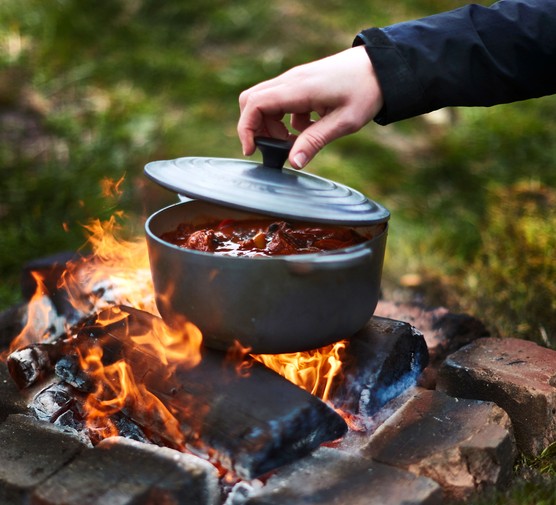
left=253, top=340, right=347, bottom=403
left=130, top=316, right=203, bottom=368
left=8, top=271, right=59, bottom=353
left=7, top=192, right=350, bottom=444
left=76, top=214, right=156, bottom=314
left=77, top=343, right=184, bottom=446
left=7, top=213, right=156, bottom=350
left=100, top=175, right=125, bottom=198
left=226, top=340, right=254, bottom=378
left=76, top=306, right=202, bottom=445
left=6, top=208, right=204, bottom=444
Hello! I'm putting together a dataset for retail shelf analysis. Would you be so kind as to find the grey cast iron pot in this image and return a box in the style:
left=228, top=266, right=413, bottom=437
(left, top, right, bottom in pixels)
left=145, top=199, right=388, bottom=354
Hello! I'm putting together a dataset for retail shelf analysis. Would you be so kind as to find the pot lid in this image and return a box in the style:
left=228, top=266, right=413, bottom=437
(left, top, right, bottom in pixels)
left=144, top=137, right=390, bottom=226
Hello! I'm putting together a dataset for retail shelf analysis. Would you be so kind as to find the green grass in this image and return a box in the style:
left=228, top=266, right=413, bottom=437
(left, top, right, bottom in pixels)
left=467, top=479, right=556, bottom=505
left=466, top=443, right=556, bottom=505
left=2, top=0, right=555, bottom=346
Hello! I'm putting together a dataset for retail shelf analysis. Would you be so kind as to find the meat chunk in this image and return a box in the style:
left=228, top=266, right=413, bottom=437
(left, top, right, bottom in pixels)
left=185, top=230, right=219, bottom=252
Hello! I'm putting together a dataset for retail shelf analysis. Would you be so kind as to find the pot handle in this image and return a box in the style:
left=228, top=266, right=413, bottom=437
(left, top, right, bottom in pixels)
left=255, top=136, right=294, bottom=169
left=284, top=245, right=373, bottom=274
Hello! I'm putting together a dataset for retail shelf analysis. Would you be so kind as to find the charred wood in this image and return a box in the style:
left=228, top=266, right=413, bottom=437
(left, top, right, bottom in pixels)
left=159, top=350, right=348, bottom=478
left=55, top=355, right=95, bottom=392
left=29, top=381, right=150, bottom=446
left=10, top=252, right=130, bottom=355
left=92, top=306, right=347, bottom=478
left=8, top=344, right=60, bottom=390
left=13, top=307, right=347, bottom=478
left=332, top=317, right=429, bottom=417
left=30, top=382, right=80, bottom=423
left=6, top=306, right=141, bottom=389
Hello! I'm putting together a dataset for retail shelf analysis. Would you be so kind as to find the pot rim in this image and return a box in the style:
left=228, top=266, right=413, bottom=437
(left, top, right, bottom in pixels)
left=145, top=200, right=388, bottom=262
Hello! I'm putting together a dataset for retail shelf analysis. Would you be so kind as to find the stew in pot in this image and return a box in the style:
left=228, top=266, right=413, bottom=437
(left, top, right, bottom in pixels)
left=160, top=219, right=369, bottom=257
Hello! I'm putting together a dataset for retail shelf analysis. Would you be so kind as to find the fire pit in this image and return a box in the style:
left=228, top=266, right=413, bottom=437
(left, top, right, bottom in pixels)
left=0, top=217, right=440, bottom=502
left=0, top=153, right=537, bottom=502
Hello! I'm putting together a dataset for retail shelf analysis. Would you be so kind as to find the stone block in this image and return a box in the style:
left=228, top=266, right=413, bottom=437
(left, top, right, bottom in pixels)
left=437, top=337, right=556, bottom=456
left=242, top=447, right=443, bottom=505
left=32, top=436, right=220, bottom=505
left=363, top=388, right=516, bottom=501
left=0, top=362, right=27, bottom=422
left=0, top=414, right=86, bottom=504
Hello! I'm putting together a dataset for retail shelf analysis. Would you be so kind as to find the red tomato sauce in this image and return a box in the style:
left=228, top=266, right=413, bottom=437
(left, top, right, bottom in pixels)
left=160, top=219, right=368, bottom=257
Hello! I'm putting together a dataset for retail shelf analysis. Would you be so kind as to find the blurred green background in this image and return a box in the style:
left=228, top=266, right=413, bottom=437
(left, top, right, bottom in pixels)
left=1, top=0, right=555, bottom=349
left=0, top=0, right=555, bottom=497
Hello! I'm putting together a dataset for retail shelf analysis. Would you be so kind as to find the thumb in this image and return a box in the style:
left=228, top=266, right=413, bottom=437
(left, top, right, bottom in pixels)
left=288, top=113, right=350, bottom=169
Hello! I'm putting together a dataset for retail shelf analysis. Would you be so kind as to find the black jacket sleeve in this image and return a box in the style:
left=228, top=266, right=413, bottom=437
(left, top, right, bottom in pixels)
left=353, top=0, right=556, bottom=125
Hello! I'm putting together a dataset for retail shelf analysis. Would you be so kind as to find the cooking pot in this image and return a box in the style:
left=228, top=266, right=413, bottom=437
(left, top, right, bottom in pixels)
left=144, top=138, right=390, bottom=354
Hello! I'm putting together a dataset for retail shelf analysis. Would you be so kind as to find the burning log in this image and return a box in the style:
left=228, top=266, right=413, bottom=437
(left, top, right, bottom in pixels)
left=4, top=249, right=142, bottom=360
left=90, top=306, right=348, bottom=478
left=6, top=304, right=153, bottom=390
left=29, top=381, right=152, bottom=446
left=7, top=344, right=58, bottom=389
left=20, top=251, right=123, bottom=325
left=8, top=305, right=347, bottom=479
left=157, top=350, right=348, bottom=478
left=331, top=317, right=429, bottom=417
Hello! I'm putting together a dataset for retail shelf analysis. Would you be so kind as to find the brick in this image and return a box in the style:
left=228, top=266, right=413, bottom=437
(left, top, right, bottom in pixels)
left=363, top=388, right=516, bottom=501
left=375, top=301, right=489, bottom=387
left=33, top=436, right=220, bottom=505
left=437, top=337, right=556, bottom=456
left=0, top=415, right=86, bottom=504
left=0, top=362, right=27, bottom=422
left=243, top=447, right=443, bottom=505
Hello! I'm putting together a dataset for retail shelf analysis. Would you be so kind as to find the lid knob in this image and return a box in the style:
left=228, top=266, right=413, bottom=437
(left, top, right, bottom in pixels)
left=255, top=136, right=294, bottom=169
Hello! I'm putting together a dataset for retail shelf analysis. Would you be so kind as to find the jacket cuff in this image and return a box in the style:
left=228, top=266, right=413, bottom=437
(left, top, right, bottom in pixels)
left=353, top=27, right=425, bottom=125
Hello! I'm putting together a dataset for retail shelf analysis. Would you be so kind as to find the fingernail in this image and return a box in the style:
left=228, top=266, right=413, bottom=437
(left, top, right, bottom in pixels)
left=293, top=152, right=308, bottom=169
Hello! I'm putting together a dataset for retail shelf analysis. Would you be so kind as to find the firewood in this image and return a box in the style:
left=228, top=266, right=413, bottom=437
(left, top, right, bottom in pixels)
left=8, top=344, right=64, bottom=389
left=89, top=306, right=348, bottom=478
left=13, top=305, right=347, bottom=479
left=331, top=317, right=429, bottom=417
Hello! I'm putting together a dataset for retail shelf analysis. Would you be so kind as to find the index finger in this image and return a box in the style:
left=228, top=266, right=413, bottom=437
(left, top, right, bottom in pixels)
left=238, top=84, right=314, bottom=155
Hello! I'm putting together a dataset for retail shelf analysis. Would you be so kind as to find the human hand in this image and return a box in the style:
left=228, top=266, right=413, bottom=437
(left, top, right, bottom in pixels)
left=238, top=46, right=383, bottom=169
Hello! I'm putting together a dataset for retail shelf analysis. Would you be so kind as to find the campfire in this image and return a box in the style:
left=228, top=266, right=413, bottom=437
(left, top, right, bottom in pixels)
left=3, top=211, right=428, bottom=485
left=1, top=136, right=550, bottom=504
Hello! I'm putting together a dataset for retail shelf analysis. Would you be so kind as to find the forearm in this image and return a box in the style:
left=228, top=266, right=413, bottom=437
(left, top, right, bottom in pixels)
left=355, top=0, right=556, bottom=125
